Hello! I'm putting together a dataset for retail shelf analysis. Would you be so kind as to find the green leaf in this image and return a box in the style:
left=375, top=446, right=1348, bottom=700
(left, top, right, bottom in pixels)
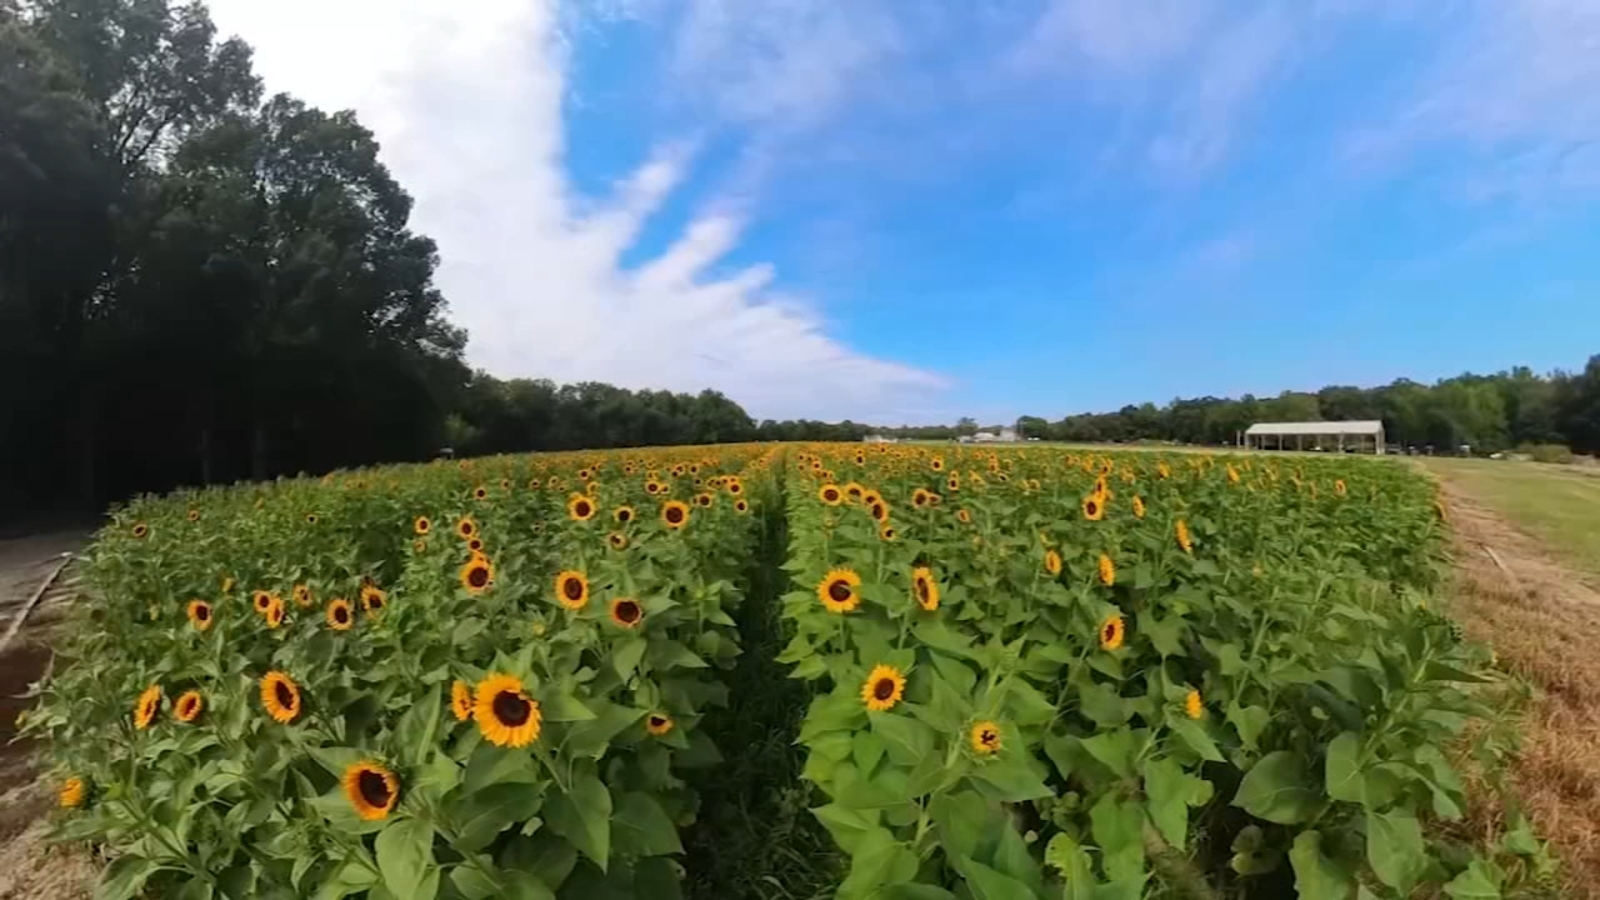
left=852, top=731, right=886, bottom=776
left=543, top=762, right=612, bottom=870
left=1043, top=833, right=1095, bottom=900
left=647, top=639, right=708, bottom=670
left=1444, top=860, right=1502, bottom=900
left=1168, top=717, right=1223, bottom=762
left=1367, top=810, right=1426, bottom=893
left=971, top=755, right=1053, bottom=803
left=612, top=638, right=647, bottom=680
left=837, top=830, right=920, bottom=900
left=957, top=856, right=1038, bottom=900
left=395, top=685, right=445, bottom=768
left=931, top=790, right=994, bottom=861
left=881, top=886, right=960, bottom=900
left=97, top=855, right=158, bottom=900
left=872, top=712, right=936, bottom=767
left=1081, top=728, right=1140, bottom=778
left=1143, top=757, right=1211, bottom=850
left=612, top=792, right=683, bottom=857
left=312, top=860, right=380, bottom=900
left=537, top=687, right=596, bottom=722
left=1233, top=751, right=1319, bottom=824
left=1228, top=704, right=1270, bottom=751
left=1090, top=794, right=1146, bottom=883
left=1324, top=732, right=1364, bottom=804
left=448, top=861, right=500, bottom=900
left=451, top=783, right=543, bottom=853
left=375, top=819, right=436, bottom=898
left=563, top=703, right=645, bottom=759
left=307, top=746, right=368, bottom=780
left=1289, top=831, right=1356, bottom=900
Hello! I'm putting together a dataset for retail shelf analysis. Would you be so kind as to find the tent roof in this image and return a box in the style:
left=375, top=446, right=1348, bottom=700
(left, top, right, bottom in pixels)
left=1244, top=420, right=1383, bottom=437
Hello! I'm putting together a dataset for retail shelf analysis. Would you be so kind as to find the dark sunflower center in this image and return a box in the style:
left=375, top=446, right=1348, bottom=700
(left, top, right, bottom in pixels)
left=460, top=523, right=472, bottom=536
left=615, top=601, right=641, bottom=624
left=335, top=606, right=350, bottom=623
left=619, top=510, right=632, bottom=522
left=562, top=578, right=584, bottom=601
left=825, top=490, right=838, bottom=501
left=872, top=505, right=886, bottom=520
left=982, top=729, right=997, bottom=744
left=1087, top=501, right=1098, bottom=515
left=650, top=715, right=667, bottom=728
left=369, top=596, right=384, bottom=610
left=467, top=566, right=489, bottom=588
left=274, top=681, right=295, bottom=708
left=873, top=678, right=895, bottom=701
left=666, top=507, right=684, bottom=523
left=493, top=691, right=531, bottom=726
left=196, top=605, right=210, bottom=620
left=610, top=535, right=624, bottom=547
left=827, top=581, right=853, bottom=603
left=916, top=580, right=930, bottom=602
left=357, top=770, right=392, bottom=808
left=1103, top=623, right=1116, bottom=641
left=576, top=501, right=591, bottom=516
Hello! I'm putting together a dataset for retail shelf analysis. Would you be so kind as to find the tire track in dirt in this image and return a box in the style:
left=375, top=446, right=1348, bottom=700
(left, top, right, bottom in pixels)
left=1438, top=475, right=1600, bottom=897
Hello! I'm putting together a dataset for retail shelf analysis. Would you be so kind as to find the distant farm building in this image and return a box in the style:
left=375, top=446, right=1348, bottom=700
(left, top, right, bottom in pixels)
left=962, top=427, right=1019, bottom=444
left=1244, top=420, right=1385, bottom=454
left=863, top=434, right=898, bottom=444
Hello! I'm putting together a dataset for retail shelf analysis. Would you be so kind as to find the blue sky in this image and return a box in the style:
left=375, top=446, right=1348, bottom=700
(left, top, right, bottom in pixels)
left=208, top=0, right=1600, bottom=424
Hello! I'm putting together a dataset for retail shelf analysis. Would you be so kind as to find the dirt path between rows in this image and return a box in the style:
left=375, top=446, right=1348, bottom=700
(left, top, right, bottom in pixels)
left=0, top=531, right=98, bottom=900
left=1436, top=475, right=1600, bottom=897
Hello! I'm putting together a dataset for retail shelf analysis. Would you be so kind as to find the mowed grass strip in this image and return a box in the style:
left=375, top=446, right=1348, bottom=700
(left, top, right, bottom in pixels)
left=1422, top=458, right=1600, bottom=579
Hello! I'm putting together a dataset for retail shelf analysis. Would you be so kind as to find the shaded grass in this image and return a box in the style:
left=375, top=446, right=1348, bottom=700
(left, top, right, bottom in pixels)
left=1422, top=458, right=1600, bottom=579
left=682, top=491, right=841, bottom=900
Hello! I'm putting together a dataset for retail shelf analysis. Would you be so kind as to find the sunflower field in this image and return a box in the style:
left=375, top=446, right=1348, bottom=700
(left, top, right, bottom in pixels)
left=22, top=442, right=1542, bottom=899
left=777, top=445, right=1537, bottom=900
left=22, top=446, right=778, bottom=899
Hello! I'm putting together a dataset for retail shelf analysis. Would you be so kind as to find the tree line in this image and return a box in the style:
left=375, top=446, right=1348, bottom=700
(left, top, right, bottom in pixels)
left=3, top=1, right=1596, bottom=523
left=1013, top=363, right=1600, bottom=454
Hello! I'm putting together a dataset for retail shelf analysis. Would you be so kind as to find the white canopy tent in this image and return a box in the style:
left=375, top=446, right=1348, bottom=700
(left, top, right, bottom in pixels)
left=1243, top=420, right=1385, bottom=454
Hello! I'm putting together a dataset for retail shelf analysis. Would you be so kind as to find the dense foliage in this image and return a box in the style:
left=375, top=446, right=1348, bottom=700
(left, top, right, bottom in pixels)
left=25, top=445, right=779, bottom=899
left=778, top=444, right=1547, bottom=898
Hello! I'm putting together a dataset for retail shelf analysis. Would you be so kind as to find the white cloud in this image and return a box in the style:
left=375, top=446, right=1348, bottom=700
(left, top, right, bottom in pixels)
left=203, top=0, right=946, bottom=422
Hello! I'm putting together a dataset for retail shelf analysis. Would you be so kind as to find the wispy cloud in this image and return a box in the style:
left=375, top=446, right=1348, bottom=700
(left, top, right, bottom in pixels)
left=204, top=0, right=946, bottom=422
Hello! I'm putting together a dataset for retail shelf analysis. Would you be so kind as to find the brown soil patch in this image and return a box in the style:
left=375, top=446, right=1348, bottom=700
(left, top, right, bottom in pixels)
left=1439, top=477, right=1600, bottom=897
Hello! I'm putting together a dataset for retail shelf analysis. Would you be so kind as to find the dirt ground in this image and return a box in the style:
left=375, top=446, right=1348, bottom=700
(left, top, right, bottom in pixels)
left=1436, top=474, right=1600, bottom=897
left=0, top=531, right=97, bottom=900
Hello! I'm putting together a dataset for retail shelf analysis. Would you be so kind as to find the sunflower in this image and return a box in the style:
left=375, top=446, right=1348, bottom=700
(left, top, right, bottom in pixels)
left=473, top=485, right=489, bottom=501
left=343, top=760, right=400, bottom=821
left=468, top=537, right=483, bottom=553
left=412, top=538, right=428, bottom=554
left=912, top=567, right=939, bottom=611
left=186, top=600, right=213, bottom=631
left=58, top=777, right=85, bottom=809
left=661, top=500, right=690, bottom=530
left=1227, top=465, right=1241, bottom=485
left=1099, top=613, right=1125, bottom=650
left=930, top=457, right=945, bottom=472
left=911, top=488, right=931, bottom=509
left=456, top=516, right=478, bottom=540
left=1098, top=554, right=1116, bottom=587
left=451, top=680, right=473, bottom=721
left=578, top=467, right=593, bottom=481
left=131, top=522, right=148, bottom=539
left=554, top=570, right=589, bottom=610
left=260, top=671, right=301, bottom=723
left=527, top=478, right=542, bottom=490
left=614, top=505, right=636, bottom=525
left=1132, top=496, right=1146, bottom=519
left=264, top=597, right=285, bottom=629
left=133, top=685, right=161, bottom=729
left=956, top=508, right=972, bottom=525
left=568, top=494, right=597, bottom=521
left=414, top=516, right=432, bottom=536
left=459, top=557, right=494, bottom=594
left=1082, top=495, right=1105, bottom=521
left=694, top=492, right=714, bottom=508
left=818, top=484, right=843, bottom=506
left=862, top=490, right=883, bottom=508
left=360, top=584, right=387, bottom=616
left=878, top=523, right=898, bottom=542
left=186, top=508, right=200, bottom=523
left=326, top=598, right=354, bottom=630
left=734, top=499, right=750, bottom=514
left=174, top=690, right=203, bottom=723
left=474, top=673, right=541, bottom=747
left=860, top=665, right=906, bottom=712
left=869, top=502, right=889, bottom=522
left=1044, top=549, right=1063, bottom=576
left=844, top=483, right=865, bottom=503
left=305, top=513, right=319, bottom=526
left=817, top=569, right=862, bottom=614
left=645, top=480, right=662, bottom=496
left=970, top=721, right=1001, bottom=756
left=609, top=597, right=644, bottom=629
left=1334, top=479, right=1347, bottom=497
left=221, top=575, right=235, bottom=594
left=1158, top=462, right=1171, bottom=479
left=726, top=479, right=744, bottom=496
left=1175, top=519, right=1194, bottom=554
left=647, top=712, right=675, bottom=736
left=1185, top=689, right=1204, bottom=720
left=292, top=583, right=312, bottom=608
left=252, top=590, right=274, bottom=614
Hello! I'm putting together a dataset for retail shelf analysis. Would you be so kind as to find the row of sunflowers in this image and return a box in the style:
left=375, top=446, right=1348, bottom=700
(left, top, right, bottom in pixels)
left=24, top=445, right=780, bottom=899
left=777, top=443, right=1535, bottom=899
